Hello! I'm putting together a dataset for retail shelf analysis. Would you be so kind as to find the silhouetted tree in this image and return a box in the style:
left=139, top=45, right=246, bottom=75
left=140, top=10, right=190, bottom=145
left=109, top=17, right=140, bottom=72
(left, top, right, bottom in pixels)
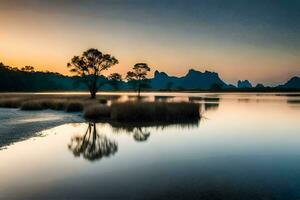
left=126, top=63, right=151, bottom=97
left=21, top=66, right=35, bottom=72
left=68, top=123, right=118, bottom=161
left=67, top=48, right=118, bottom=98
left=107, top=73, right=122, bottom=90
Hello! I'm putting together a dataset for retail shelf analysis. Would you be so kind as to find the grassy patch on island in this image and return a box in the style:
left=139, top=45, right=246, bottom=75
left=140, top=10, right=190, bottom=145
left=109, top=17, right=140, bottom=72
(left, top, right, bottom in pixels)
left=110, top=102, right=200, bottom=122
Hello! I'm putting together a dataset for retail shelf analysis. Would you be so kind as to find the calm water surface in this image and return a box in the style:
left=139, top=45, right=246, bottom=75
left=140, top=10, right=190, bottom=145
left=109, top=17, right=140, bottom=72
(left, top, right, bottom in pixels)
left=0, top=93, right=300, bottom=200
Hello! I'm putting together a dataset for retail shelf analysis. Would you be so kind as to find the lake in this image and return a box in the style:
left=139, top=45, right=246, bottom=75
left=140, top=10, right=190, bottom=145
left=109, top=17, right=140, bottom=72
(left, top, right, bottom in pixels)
left=0, top=92, right=300, bottom=200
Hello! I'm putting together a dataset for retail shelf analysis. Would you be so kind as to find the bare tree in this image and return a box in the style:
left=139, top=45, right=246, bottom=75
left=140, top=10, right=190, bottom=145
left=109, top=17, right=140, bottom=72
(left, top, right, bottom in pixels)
left=67, top=48, right=118, bottom=98
left=126, top=63, right=151, bottom=97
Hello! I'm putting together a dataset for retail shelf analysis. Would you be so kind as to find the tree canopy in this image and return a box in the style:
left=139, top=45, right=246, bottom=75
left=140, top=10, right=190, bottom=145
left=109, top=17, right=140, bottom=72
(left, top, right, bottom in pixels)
left=126, top=63, right=151, bottom=97
left=107, top=73, right=122, bottom=90
left=67, top=48, right=118, bottom=98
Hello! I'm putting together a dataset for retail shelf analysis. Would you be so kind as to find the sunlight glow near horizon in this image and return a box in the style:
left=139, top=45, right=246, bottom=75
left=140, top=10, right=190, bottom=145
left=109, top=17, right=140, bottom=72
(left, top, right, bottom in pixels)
left=0, top=0, right=299, bottom=85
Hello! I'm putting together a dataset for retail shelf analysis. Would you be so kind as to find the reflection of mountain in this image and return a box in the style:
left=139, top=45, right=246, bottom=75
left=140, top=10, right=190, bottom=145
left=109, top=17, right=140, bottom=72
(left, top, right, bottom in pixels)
left=68, top=123, right=118, bottom=161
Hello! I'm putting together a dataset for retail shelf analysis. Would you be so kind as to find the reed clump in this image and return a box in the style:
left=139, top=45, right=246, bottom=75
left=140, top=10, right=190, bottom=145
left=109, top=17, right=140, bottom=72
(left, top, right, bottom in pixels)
left=65, top=101, right=84, bottom=112
left=20, top=99, right=69, bottom=111
left=42, top=99, right=67, bottom=110
left=83, top=104, right=111, bottom=119
left=20, top=100, right=44, bottom=110
left=83, top=101, right=200, bottom=122
left=19, top=99, right=85, bottom=112
left=110, top=102, right=200, bottom=122
left=0, top=98, right=26, bottom=108
left=98, top=98, right=108, bottom=104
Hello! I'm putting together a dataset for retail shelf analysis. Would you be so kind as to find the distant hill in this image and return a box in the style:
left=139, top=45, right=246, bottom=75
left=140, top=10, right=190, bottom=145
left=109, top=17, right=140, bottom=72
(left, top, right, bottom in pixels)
left=237, top=80, right=252, bottom=88
left=151, top=69, right=229, bottom=90
left=1, top=62, right=300, bottom=92
left=0, top=63, right=83, bottom=91
left=255, top=83, right=265, bottom=88
left=277, top=76, right=300, bottom=89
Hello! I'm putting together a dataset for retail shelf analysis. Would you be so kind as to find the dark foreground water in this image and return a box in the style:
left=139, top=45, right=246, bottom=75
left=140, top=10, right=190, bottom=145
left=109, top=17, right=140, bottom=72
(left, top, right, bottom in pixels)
left=0, top=93, right=300, bottom=200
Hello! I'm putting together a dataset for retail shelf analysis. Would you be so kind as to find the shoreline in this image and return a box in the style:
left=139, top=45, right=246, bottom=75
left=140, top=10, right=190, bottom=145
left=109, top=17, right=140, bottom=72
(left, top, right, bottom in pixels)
left=0, top=108, right=83, bottom=150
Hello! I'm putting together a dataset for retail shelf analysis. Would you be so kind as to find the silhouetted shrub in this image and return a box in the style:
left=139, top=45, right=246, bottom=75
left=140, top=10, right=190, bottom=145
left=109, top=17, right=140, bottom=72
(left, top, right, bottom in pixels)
left=20, top=101, right=44, bottom=110
left=110, top=102, right=200, bottom=122
left=99, top=99, right=108, bottom=104
left=65, top=101, right=84, bottom=112
left=83, top=104, right=111, bottom=119
left=0, top=98, right=24, bottom=108
left=42, top=99, right=67, bottom=110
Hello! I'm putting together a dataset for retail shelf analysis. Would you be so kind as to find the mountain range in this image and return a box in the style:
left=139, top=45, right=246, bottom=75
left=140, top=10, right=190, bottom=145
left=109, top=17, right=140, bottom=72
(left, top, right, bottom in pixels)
left=0, top=63, right=299, bottom=91
left=150, top=69, right=300, bottom=90
left=151, top=69, right=230, bottom=90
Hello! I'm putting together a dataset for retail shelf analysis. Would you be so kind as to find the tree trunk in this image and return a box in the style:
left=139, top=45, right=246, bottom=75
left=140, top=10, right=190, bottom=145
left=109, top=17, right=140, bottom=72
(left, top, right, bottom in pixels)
left=137, top=81, right=141, bottom=99
left=90, top=74, right=98, bottom=99
left=138, top=86, right=141, bottom=98
left=90, top=89, right=96, bottom=99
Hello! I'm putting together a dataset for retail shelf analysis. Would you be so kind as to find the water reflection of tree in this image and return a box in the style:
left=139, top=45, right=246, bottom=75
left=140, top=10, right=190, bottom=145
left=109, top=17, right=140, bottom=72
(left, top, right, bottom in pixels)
left=204, top=103, right=219, bottom=111
left=68, top=121, right=199, bottom=161
left=111, top=121, right=199, bottom=142
left=132, top=127, right=150, bottom=142
left=68, top=123, right=118, bottom=161
left=154, top=96, right=174, bottom=102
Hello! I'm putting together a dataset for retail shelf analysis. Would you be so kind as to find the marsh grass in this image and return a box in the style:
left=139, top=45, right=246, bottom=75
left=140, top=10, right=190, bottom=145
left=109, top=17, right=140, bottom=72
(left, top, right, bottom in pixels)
left=0, top=94, right=116, bottom=109
left=84, top=102, right=200, bottom=122
left=20, top=100, right=44, bottom=110
left=19, top=99, right=86, bottom=112
left=65, top=101, right=84, bottom=112
left=99, top=99, right=108, bottom=104
left=83, top=104, right=111, bottom=119
left=20, top=99, right=66, bottom=110
left=1, top=94, right=200, bottom=123
left=43, top=100, right=67, bottom=110
left=0, top=98, right=26, bottom=108
left=110, top=102, right=200, bottom=122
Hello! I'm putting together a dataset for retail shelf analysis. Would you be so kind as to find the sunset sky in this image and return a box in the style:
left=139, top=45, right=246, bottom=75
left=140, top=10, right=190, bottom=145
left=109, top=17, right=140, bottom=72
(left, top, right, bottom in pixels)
left=0, top=0, right=299, bottom=85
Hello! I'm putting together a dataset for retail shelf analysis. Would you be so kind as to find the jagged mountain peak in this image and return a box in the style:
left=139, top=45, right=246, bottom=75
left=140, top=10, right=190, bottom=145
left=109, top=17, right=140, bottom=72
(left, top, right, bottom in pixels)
left=154, top=70, right=168, bottom=78
left=151, top=68, right=227, bottom=90
left=277, top=76, right=300, bottom=89
left=186, top=69, right=219, bottom=77
left=237, top=80, right=252, bottom=88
